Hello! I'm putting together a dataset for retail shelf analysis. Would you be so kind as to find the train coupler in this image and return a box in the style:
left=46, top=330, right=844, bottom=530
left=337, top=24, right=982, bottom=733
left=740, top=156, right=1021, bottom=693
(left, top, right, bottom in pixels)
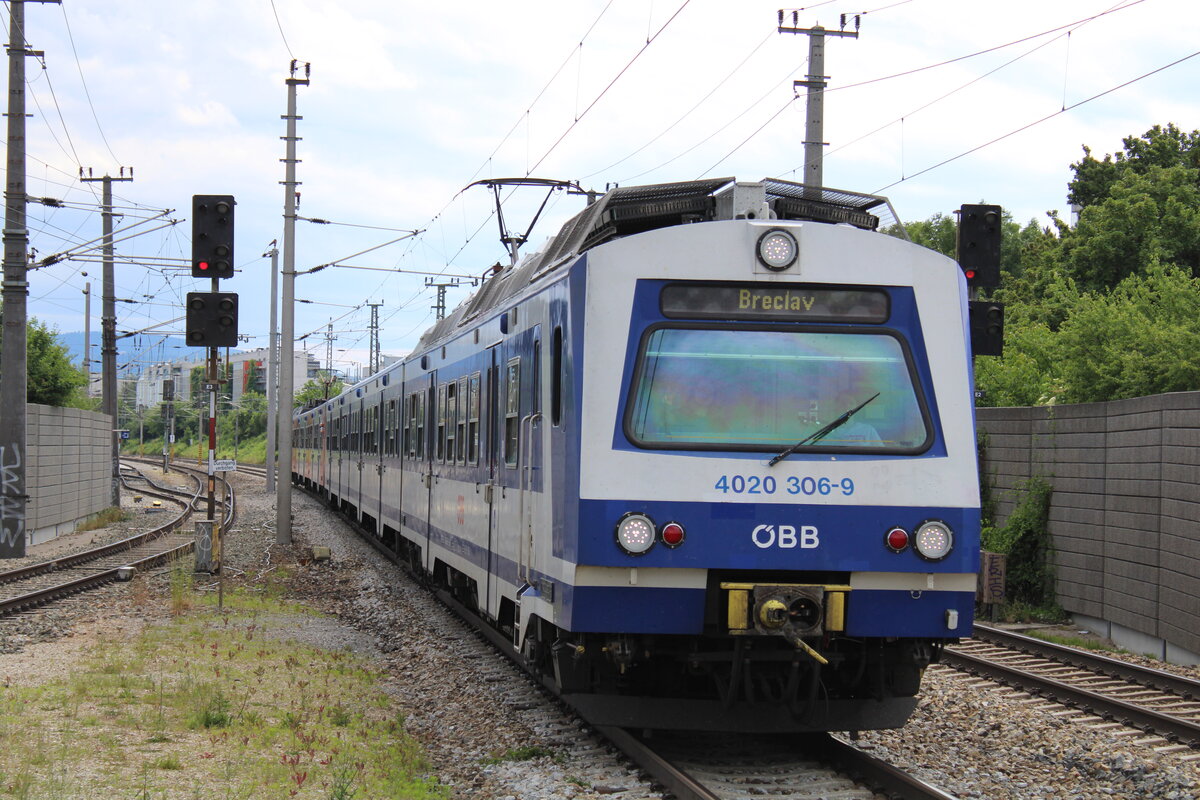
left=721, top=582, right=851, bottom=664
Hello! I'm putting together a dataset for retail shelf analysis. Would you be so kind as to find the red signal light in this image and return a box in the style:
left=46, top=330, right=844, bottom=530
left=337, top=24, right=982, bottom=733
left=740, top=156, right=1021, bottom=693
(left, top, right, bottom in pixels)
left=964, top=268, right=976, bottom=280
left=198, top=261, right=210, bottom=271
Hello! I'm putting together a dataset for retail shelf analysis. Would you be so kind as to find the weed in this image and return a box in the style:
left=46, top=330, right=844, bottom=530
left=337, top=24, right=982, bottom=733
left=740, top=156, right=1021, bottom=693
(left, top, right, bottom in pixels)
left=169, top=555, right=195, bottom=616
left=326, top=705, right=353, bottom=727
left=189, top=686, right=231, bottom=729
left=75, top=506, right=129, bottom=532
left=484, top=744, right=554, bottom=764
left=328, top=759, right=366, bottom=800
left=1025, top=629, right=1129, bottom=654
left=153, top=752, right=183, bottom=770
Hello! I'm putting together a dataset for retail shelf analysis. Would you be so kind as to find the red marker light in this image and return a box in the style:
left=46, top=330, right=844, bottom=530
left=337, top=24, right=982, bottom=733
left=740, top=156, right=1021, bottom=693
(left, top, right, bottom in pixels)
left=885, top=527, right=909, bottom=552
left=198, top=261, right=210, bottom=271
left=661, top=522, right=686, bottom=548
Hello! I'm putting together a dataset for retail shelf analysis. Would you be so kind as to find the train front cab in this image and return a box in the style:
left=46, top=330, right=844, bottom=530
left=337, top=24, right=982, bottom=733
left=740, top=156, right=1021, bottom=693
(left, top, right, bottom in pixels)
left=548, top=218, right=981, bottom=731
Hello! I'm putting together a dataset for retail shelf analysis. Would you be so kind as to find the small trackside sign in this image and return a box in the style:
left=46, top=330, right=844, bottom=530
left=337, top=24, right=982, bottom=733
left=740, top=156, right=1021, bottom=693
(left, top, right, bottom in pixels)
left=213, top=459, right=237, bottom=472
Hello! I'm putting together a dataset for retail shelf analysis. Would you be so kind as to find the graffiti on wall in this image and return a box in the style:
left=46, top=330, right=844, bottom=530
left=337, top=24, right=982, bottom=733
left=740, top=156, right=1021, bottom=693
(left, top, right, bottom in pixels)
left=0, top=442, right=24, bottom=551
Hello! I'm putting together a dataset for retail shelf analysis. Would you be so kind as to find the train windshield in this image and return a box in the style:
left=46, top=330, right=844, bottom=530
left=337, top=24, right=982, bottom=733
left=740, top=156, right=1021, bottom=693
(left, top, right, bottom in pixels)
left=626, top=326, right=930, bottom=453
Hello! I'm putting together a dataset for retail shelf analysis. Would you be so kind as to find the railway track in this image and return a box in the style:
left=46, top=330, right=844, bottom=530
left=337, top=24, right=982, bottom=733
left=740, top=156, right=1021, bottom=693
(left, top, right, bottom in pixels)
left=944, top=623, right=1200, bottom=751
left=0, top=461, right=234, bottom=620
left=292, top=474, right=965, bottom=799
left=599, top=726, right=959, bottom=800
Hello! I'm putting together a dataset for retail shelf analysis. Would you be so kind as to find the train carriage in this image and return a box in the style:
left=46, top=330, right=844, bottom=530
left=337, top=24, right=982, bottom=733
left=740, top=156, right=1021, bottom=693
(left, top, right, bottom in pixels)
left=294, top=177, right=981, bottom=732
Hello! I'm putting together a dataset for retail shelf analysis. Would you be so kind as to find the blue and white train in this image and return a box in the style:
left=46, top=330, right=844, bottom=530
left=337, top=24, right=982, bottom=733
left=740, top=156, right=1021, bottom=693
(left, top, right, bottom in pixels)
left=293, top=177, right=981, bottom=732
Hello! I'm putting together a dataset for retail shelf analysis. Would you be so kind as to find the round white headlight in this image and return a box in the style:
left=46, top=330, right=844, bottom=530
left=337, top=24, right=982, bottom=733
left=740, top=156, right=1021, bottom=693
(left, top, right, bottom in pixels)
left=913, top=520, right=954, bottom=561
left=756, top=229, right=798, bottom=271
left=616, top=513, right=656, bottom=555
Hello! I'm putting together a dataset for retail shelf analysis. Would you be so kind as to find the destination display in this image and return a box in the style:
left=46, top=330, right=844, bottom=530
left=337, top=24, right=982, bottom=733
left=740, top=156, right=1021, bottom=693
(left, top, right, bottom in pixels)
left=660, top=283, right=889, bottom=323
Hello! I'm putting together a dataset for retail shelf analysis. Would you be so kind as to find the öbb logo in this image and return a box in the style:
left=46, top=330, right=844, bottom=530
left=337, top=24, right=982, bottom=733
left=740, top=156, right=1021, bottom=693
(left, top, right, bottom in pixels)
left=751, top=524, right=819, bottom=549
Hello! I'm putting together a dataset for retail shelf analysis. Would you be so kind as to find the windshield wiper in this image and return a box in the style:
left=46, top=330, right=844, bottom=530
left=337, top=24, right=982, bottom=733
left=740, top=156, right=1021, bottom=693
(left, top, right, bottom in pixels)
left=768, top=392, right=880, bottom=467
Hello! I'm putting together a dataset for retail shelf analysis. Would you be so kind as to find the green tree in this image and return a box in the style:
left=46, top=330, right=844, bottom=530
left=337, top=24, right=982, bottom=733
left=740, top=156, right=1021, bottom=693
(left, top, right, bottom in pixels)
left=295, top=373, right=344, bottom=409
left=1053, top=264, right=1200, bottom=403
left=1060, top=165, right=1200, bottom=292
left=1068, top=123, right=1200, bottom=210
left=20, top=318, right=87, bottom=406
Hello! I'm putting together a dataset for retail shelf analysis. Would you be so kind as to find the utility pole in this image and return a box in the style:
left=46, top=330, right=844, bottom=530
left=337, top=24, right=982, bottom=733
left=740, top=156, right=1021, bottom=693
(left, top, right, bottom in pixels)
left=323, top=322, right=334, bottom=376
left=264, top=244, right=279, bottom=492
left=276, top=61, right=309, bottom=546
left=425, top=278, right=460, bottom=321
left=366, top=301, right=382, bottom=375
left=778, top=10, right=860, bottom=198
left=82, top=170, right=134, bottom=507
left=1, top=0, right=60, bottom=558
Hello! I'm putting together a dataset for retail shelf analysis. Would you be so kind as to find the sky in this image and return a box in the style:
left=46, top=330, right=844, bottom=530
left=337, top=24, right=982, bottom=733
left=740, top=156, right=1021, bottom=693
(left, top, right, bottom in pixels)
left=13, top=0, right=1198, bottom=379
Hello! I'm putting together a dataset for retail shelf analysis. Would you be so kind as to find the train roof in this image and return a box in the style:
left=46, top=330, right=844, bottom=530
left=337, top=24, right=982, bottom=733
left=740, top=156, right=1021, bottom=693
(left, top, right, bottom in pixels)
left=412, top=177, right=900, bottom=355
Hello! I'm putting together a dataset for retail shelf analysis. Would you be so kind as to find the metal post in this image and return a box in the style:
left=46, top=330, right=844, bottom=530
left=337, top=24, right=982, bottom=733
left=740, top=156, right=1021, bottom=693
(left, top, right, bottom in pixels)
left=265, top=246, right=279, bottom=492
left=276, top=64, right=309, bottom=545
left=81, top=170, right=133, bottom=507
left=0, top=0, right=31, bottom=558
left=82, top=282, right=91, bottom=390
left=778, top=14, right=859, bottom=198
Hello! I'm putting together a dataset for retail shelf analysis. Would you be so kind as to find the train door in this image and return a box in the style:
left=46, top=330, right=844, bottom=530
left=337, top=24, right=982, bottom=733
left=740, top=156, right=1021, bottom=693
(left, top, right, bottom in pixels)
left=483, top=347, right=501, bottom=620
left=492, top=328, right=542, bottom=645
left=415, top=374, right=435, bottom=572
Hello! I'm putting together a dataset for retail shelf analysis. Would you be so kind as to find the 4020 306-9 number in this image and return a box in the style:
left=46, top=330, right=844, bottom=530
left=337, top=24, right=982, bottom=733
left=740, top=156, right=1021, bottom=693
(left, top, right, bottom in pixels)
left=713, top=474, right=856, bottom=496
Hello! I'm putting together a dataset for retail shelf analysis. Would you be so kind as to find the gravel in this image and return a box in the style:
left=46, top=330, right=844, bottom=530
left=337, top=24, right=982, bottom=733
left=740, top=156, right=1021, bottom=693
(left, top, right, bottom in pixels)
left=3, top=465, right=1199, bottom=799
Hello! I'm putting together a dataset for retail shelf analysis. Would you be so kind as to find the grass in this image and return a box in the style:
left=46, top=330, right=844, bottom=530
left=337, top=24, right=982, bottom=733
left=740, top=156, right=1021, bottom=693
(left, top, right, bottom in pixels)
left=121, top=434, right=268, bottom=466
left=483, top=745, right=556, bottom=765
left=75, top=506, right=129, bottom=533
left=1023, top=628, right=1130, bottom=655
left=0, top=584, right=446, bottom=799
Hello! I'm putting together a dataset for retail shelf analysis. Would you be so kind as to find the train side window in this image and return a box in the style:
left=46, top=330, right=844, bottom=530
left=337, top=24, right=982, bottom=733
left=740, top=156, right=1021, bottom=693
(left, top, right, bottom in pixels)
left=504, top=357, right=520, bottom=467
left=456, top=377, right=468, bottom=464
left=417, top=390, right=427, bottom=460
left=446, top=381, right=458, bottom=464
left=532, top=340, right=541, bottom=414
left=402, top=396, right=411, bottom=457
left=551, top=326, right=563, bottom=426
left=386, top=400, right=396, bottom=456
left=468, top=373, right=481, bottom=465
left=437, top=384, right=447, bottom=462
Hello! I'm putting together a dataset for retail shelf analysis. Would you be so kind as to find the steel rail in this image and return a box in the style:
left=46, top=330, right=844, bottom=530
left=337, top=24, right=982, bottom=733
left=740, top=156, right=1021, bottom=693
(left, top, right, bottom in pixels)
left=941, top=648, right=1200, bottom=747
left=0, top=469, right=195, bottom=587
left=593, top=726, right=721, bottom=800
left=820, top=736, right=961, bottom=800
left=124, top=457, right=237, bottom=530
left=0, top=459, right=231, bottom=618
left=0, top=539, right=194, bottom=616
left=972, top=622, right=1200, bottom=700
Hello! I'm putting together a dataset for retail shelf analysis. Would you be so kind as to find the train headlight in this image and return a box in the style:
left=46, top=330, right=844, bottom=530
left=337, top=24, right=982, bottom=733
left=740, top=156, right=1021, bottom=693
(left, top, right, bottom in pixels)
left=616, top=513, right=656, bottom=555
left=756, top=229, right=798, bottom=271
left=913, top=520, right=953, bottom=561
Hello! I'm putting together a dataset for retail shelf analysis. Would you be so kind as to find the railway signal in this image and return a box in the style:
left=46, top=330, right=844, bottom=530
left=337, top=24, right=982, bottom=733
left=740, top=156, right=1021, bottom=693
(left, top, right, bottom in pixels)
left=185, top=291, right=239, bottom=347
left=969, top=300, right=1004, bottom=357
left=957, top=204, right=1002, bottom=288
left=191, top=194, right=235, bottom=278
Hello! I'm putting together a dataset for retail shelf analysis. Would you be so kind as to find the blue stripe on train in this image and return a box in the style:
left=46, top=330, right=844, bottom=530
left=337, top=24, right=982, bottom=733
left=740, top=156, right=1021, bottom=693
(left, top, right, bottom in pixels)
left=576, top=498, right=980, bottom=573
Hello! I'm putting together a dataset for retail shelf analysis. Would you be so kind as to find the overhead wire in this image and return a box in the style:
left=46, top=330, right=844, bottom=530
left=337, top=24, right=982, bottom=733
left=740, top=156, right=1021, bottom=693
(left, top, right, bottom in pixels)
left=57, top=2, right=121, bottom=165
left=702, top=0, right=1153, bottom=184
left=874, top=48, right=1200, bottom=193
left=814, top=0, right=1135, bottom=172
